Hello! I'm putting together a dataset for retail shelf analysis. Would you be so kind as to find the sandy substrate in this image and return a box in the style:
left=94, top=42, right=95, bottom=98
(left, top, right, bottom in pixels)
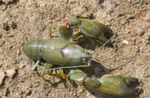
left=0, top=0, right=150, bottom=98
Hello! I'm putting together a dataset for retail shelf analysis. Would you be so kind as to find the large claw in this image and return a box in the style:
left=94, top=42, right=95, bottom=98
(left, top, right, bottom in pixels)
left=96, top=74, right=139, bottom=96
left=80, top=19, right=113, bottom=43
left=69, top=70, right=139, bottom=96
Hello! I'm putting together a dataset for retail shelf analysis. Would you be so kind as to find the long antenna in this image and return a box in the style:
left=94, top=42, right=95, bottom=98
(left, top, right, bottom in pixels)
left=91, top=34, right=116, bottom=62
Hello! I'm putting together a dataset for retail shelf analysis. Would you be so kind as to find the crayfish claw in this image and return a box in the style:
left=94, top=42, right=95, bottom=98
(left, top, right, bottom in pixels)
left=96, top=74, right=140, bottom=96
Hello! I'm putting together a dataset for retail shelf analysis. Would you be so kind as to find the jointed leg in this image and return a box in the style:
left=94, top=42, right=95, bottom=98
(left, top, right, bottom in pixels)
left=31, top=60, right=40, bottom=70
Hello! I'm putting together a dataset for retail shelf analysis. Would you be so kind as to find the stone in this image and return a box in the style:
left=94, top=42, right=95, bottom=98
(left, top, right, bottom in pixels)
left=0, top=40, right=5, bottom=47
left=5, top=68, right=17, bottom=78
left=0, top=70, right=6, bottom=86
left=122, top=40, right=129, bottom=45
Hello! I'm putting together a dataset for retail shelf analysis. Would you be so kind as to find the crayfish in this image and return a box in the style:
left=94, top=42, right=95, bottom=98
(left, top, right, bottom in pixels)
left=23, top=17, right=140, bottom=96
left=61, top=16, right=114, bottom=45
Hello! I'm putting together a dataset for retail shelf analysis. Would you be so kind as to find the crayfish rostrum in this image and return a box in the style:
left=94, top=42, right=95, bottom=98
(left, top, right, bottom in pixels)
left=23, top=17, right=140, bottom=96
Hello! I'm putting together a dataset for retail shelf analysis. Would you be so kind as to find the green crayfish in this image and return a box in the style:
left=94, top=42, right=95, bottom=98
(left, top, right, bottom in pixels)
left=61, top=16, right=114, bottom=44
left=23, top=21, right=140, bottom=96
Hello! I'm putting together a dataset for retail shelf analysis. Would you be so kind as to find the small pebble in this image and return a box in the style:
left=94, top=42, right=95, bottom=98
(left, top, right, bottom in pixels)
left=3, top=21, right=17, bottom=31
left=122, top=40, right=129, bottom=45
left=0, top=70, right=6, bottom=86
left=3, top=23, right=10, bottom=31
left=7, top=32, right=15, bottom=37
left=144, top=13, right=150, bottom=21
left=53, top=77, right=62, bottom=83
left=137, top=29, right=145, bottom=36
left=0, top=5, right=7, bottom=11
left=2, top=96, right=9, bottom=98
left=0, top=33, right=2, bottom=38
left=19, top=63, right=25, bottom=69
left=0, top=40, right=5, bottom=47
left=77, top=87, right=84, bottom=94
left=127, top=14, right=135, bottom=20
left=5, top=68, right=17, bottom=78
left=145, top=34, right=150, bottom=41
